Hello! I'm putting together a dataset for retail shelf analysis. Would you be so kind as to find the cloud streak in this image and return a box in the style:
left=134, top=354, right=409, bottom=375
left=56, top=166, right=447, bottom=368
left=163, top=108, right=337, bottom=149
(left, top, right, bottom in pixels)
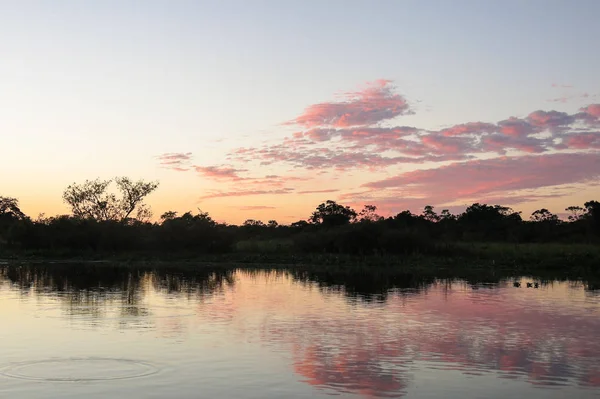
left=199, top=188, right=295, bottom=200
left=157, top=152, right=193, bottom=171
left=194, top=165, right=248, bottom=181
left=238, top=205, right=277, bottom=211
left=362, top=152, right=600, bottom=204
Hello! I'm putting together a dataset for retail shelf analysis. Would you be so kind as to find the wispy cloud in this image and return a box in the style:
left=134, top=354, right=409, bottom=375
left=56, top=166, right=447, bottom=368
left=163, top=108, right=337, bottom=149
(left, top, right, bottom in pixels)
left=297, top=189, right=339, bottom=194
left=199, top=188, right=295, bottom=200
left=551, top=83, right=573, bottom=88
left=362, top=152, right=600, bottom=203
left=194, top=165, right=248, bottom=181
left=157, top=152, right=193, bottom=171
left=238, top=205, right=277, bottom=211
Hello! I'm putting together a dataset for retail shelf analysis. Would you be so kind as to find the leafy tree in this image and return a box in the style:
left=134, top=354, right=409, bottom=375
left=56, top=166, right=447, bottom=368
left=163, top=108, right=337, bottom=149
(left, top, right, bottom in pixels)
left=160, top=211, right=178, bottom=222
left=267, top=220, right=279, bottom=228
left=0, top=196, right=26, bottom=221
left=243, top=219, right=265, bottom=227
left=358, top=205, right=382, bottom=222
left=389, top=210, right=419, bottom=228
left=310, top=200, right=357, bottom=227
left=530, top=208, right=559, bottom=223
left=584, top=201, right=600, bottom=231
left=291, top=220, right=309, bottom=228
left=565, top=206, right=585, bottom=222
left=63, top=177, right=158, bottom=222
left=461, top=203, right=522, bottom=223
left=439, top=209, right=455, bottom=221
left=421, top=205, right=440, bottom=222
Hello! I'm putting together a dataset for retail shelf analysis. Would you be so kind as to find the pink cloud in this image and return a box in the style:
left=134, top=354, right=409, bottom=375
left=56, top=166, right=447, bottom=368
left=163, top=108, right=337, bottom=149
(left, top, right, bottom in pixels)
left=581, top=104, right=600, bottom=119
left=297, top=189, right=339, bottom=194
left=302, top=126, right=418, bottom=143
left=157, top=152, right=193, bottom=171
left=526, top=110, right=574, bottom=130
left=421, top=134, right=477, bottom=155
left=194, top=165, right=248, bottom=181
left=481, top=134, right=550, bottom=154
left=287, top=80, right=411, bottom=128
left=561, top=132, right=600, bottom=149
left=232, top=144, right=471, bottom=170
left=238, top=205, right=277, bottom=211
left=497, top=117, right=537, bottom=137
left=199, top=188, right=295, bottom=200
left=363, top=152, right=600, bottom=203
left=440, top=122, right=496, bottom=136
left=547, top=97, right=569, bottom=103
left=551, top=83, right=573, bottom=88
left=228, top=80, right=600, bottom=173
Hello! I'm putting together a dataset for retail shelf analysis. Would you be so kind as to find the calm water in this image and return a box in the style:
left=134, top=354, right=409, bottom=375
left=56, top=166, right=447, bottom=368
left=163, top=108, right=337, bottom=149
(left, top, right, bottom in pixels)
left=1, top=264, right=599, bottom=398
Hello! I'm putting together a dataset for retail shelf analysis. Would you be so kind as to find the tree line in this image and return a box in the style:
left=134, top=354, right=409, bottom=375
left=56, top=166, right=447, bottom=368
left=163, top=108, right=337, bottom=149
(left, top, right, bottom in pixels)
left=1, top=177, right=599, bottom=257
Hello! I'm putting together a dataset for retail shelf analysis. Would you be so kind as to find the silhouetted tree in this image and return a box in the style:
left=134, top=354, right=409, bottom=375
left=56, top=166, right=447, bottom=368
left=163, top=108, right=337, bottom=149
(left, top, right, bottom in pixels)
left=584, top=201, right=600, bottom=232
left=243, top=219, right=265, bottom=227
left=358, top=205, right=382, bottom=222
left=267, top=220, right=279, bottom=228
left=160, top=211, right=178, bottom=222
left=439, top=209, right=456, bottom=221
left=310, top=200, right=357, bottom=227
left=566, top=206, right=585, bottom=222
left=63, top=177, right=158, bottom=222
left=0, top=196, right=26, bottom=221
left=531, top=208, right=559, bottom=223
left=291, top=220, right=309, bottom=228
left=421, top=205, right=440, bottom=222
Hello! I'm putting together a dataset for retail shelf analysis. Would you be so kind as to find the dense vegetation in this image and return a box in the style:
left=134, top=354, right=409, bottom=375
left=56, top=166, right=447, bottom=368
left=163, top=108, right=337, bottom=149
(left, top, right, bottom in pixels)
left=1, top=177, right=599, bottom=271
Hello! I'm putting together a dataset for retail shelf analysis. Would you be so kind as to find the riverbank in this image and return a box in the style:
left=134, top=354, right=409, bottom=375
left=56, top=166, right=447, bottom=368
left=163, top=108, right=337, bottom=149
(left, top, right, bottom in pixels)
left=2, top=242, right=599, bottom=276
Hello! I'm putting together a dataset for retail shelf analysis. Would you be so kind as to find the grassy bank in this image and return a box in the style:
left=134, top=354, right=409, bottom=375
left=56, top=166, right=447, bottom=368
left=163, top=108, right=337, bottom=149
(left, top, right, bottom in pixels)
left=1, top=241, right=599, bottom=276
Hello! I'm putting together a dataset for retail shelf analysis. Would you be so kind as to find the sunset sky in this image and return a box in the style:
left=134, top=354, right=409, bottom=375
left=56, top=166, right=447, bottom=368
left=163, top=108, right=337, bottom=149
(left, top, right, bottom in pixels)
left=2, top=0, right=600, bottom=224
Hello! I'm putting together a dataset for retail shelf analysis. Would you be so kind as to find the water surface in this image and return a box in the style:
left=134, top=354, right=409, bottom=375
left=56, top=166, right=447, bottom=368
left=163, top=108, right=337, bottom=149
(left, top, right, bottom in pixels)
left=1, top=264, right=599, bottom=398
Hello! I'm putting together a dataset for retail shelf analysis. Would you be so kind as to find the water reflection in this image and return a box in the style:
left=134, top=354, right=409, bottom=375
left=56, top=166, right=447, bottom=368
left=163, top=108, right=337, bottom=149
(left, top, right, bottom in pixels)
left=1, top=264, right=599, bottom=398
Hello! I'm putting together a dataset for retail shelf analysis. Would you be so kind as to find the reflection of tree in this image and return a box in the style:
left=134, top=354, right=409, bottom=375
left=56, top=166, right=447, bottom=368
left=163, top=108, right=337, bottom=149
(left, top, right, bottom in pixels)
left=0, top=263, right=236, bottom=321
left=289, top=270, right=435, bottom=302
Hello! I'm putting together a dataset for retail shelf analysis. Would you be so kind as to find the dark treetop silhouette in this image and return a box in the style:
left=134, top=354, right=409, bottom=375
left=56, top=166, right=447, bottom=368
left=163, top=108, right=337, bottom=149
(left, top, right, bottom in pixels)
left=1, top=178, right=600, bottom=270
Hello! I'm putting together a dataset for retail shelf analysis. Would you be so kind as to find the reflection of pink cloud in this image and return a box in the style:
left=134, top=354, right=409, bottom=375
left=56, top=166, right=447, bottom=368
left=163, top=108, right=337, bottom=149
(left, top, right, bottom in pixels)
left=190, top=271, right=600, bottom=398
left=254, top=275, right=600, bottom=395
left=157, top=152, right=193, bottom=171
left=364, top=152, right=600, bottom=201
left=287, top=80, right=411, bottom=128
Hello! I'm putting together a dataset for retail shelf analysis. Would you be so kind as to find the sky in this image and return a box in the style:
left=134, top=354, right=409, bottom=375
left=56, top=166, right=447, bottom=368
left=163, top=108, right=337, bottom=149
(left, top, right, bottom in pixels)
left=1, top=0, right=600, bottom=224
